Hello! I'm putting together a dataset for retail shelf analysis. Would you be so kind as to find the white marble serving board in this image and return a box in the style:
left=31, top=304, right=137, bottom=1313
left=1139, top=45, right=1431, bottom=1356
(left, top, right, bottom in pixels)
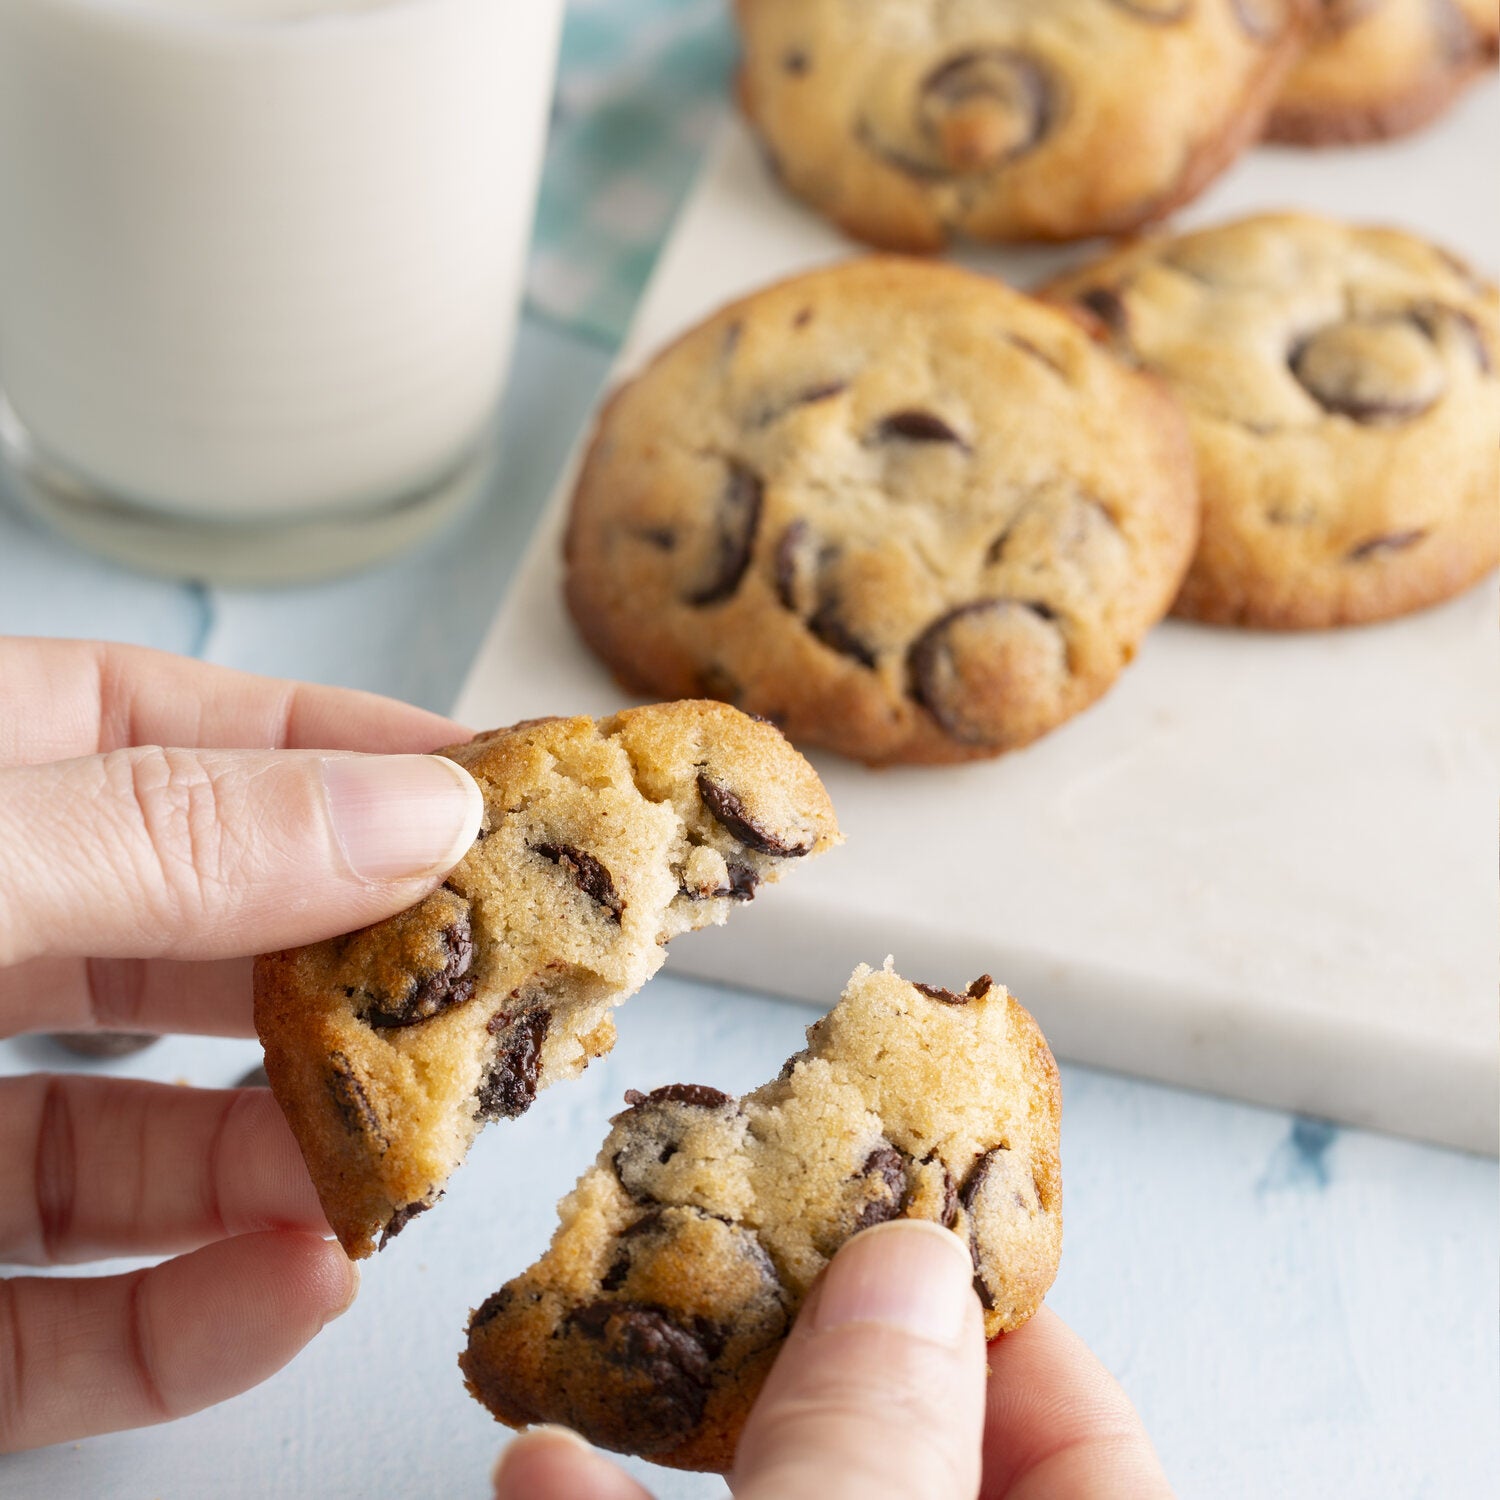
left=458, top=96, right=1500, bottom=1154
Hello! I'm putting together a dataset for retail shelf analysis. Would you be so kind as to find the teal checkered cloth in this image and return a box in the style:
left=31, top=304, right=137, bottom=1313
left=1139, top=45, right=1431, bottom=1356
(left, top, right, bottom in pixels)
left=526, top=0, right=736, bottom=348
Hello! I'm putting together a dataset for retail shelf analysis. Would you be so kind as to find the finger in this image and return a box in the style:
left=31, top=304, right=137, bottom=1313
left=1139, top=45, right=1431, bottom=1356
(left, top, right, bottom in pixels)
left=0, top=1077, right=328, bottom=1264
left=731, top=1220, right=987, bottom=1500
left=493, top=1426, right=655, bottom=1500
left=0, top=956, right=254, bottom=1040
left=980, top=1308, right=1174, bottom=1500
left=0, top=747, right=483, bottom=966
left=0, top=637, right=467, bottom=767
left=0, top=1229, right=357, bottom=1452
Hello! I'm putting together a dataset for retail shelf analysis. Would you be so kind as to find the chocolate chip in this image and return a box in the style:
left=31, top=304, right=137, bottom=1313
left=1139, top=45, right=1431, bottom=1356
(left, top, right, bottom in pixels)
left=1229, top=0, right=1290, bottom=40
left=808, top=601, right=878, bottom=670
left=915, top=975, right=994, bottom=1005
left=793, top=306, right=815, bottom=329
left=477, top=1010, right=550, bottom=1120
left=908, top=599, right=1066, bottom=745
left=600, top=1252, right=632, bottom=1292
left=852, top=1145, right=910, bottom=1232
left=783, top=48, right=811, bottom=76
left=364, top=914, right=477, bottom=1029
left=469, top=1285, right=515, bottom=1332
left=961, top=1145, right=1044, bottom=1313
left=1345, top=530, right=1428, bottom=562
left=928, top=1157, right=961, bottom=1228
left=697, top=772, right=813, bottom=857
left=1290, top=315, right=1447, bottom=424
left=774, top=519, right=826, bottom=615
left=753, top=381, right=848, bottom=427
left=327, top=1051, right=387, bottom=1150
left=613, top=1085, right=737, bottom=1201
left=676, top=859, right=759, bottom=903
left=918, top=50, right=1054, bottom=172
left=873, top=409, right=969, bottom=448
left=564, top=1302, right=714, bottom=1448
left=641, top=1084, right=734, bottom=1108
left=47, top=1032, right=158, bottom=1059
left=1414, top=303, right=1493, bottom=375
left=1106, top=0, right=1192, bottom=20
left=532, top=842, right=624, bottom=922
left=378, top=1197, right=435, bottom=1250
left=1077, top=286, right=1130, bottom=340
left=235, top=1063, right=270, bottom=1088
left=687, top=460, right=763, bottom=606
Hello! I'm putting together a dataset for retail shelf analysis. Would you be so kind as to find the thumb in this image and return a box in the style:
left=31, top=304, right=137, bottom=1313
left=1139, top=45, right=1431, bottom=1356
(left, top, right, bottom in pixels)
left=0, top=748, right=482, bottom=964
left=732, top=1220, right=988, bottom=1500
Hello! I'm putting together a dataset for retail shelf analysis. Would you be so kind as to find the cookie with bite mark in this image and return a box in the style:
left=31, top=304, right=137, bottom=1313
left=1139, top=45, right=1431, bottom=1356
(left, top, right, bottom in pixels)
left=460, top=961, right=1062, bottom=1472
left=253, top=703, right=840, bottom=1258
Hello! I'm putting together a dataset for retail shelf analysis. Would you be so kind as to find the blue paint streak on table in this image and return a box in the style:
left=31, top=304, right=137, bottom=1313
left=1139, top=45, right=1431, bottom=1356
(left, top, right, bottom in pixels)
left=1, top=311, right=1496, bottom=1498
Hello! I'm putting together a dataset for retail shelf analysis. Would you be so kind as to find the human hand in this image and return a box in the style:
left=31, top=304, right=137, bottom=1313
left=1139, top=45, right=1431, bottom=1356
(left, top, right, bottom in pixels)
left=0, top=637, right=483, bottom=1452
left=492, top=1219, right=1174, bottom=1500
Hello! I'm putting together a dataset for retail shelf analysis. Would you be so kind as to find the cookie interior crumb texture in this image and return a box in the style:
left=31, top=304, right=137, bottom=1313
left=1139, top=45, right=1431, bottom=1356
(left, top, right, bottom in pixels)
left=564, top=257, right=1198, bottom=764
left=253, top=703, right=840, bottom=1258
left=460, top=960, right=1062, bottom=1473
left=1042, top=212, right=1500, bottom=628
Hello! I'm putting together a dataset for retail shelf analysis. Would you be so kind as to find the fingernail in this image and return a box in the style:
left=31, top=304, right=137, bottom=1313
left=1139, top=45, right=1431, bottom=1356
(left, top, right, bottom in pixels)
left=813, top=1220, right=976, bottom=1348
left=322, top=755, right=482, bottom=881
left=492, top=1426, right=593, bottom=1491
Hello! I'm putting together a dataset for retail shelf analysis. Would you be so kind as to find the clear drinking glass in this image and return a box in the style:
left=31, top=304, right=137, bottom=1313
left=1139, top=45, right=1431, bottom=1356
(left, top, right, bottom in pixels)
left=0, top=0, right=564, bottom=583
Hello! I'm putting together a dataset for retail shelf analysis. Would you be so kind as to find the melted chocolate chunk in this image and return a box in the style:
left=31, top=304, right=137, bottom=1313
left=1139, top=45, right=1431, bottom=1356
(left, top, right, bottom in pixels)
left=908, top=599, right=1066, bottom=745
left=633, top=525, right=678, bottom=551
left=327, top=1051, right=386, bottom=1150
left=378, top=1197, right=435, bottom=1250
left=757, top=381, right=849, bottom=426
left=917, top=50, right=1054, bottom=172
left=874, top=409, right=969, bottom=448
left=1290, top=314, right=1447, bottom=424
left=468, top=1285, right=515, bottom=1332
left=808, top=601, right=879, bottom=669
left=364, top=914, right=477, bottom=1029
left=852, top=1145, right=911, bottom=1232
left=637, top=1083, right=734, bottom=1109
left=783, top=48, right=811, bottom=76
left=1077, top=285, right=1130, bottom=340
left=676, top=859, right=759, bottom=903
left=614, top=1085, right=736, bottom=1201
left=532, top=842, right=624, bottom=922
left=477, top=1010, right=551, bottom=1120
left=914, top=975, right=995, bottom=1005
left=687, top=460, right=764, bottom=606
left=697, top=772, right=812, bottom=857
left=1345, top=529, right=1428, bottom=562
left=564, top=1302, right=714, bottom=1447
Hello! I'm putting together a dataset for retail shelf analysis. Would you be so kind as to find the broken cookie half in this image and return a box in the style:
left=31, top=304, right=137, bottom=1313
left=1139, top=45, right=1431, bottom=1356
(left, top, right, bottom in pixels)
left=460, top=961, right=1062, bottom=1473
left=253, top=701, right=840, bottom=1259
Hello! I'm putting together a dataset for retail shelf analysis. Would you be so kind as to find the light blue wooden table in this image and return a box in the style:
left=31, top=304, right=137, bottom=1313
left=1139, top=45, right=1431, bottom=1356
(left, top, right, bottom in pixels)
left=1, top=3, right=1496, bottom=1492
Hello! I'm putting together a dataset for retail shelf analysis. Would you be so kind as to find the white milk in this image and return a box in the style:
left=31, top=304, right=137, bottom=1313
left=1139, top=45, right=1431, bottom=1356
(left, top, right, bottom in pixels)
left=0, top=0, right=563, bottom=578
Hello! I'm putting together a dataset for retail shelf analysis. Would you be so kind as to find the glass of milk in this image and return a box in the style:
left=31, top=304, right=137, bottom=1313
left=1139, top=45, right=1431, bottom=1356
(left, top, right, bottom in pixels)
left=0, top=0, right=564, bottom=584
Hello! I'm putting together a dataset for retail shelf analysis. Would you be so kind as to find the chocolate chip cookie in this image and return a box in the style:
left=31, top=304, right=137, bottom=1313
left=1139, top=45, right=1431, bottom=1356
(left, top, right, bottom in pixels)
left=1044, top=213, right=1499, bottom=628
left=461, top=960, right=1062, bottom=1473
left=1267, top=0, right=1498, bottom=145
left=733, top=0, right=1309, bottom=249
left=253, top=703, right=839, bottom=1259
left=564, top=258, right=1198, bottom=765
